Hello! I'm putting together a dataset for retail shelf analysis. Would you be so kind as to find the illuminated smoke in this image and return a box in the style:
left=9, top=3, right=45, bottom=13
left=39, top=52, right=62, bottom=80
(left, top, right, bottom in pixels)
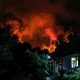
left=19, top=13, right=59, bottom=53
left=1, top=12, right=63, bottom=53
left=0, top=12, right=72, bottom=53
left=0, top=0, right=74, bottom=53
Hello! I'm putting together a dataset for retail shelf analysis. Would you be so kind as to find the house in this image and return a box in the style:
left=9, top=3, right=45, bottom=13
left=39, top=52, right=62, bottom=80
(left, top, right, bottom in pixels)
left=62, top=53, right=80, bottom=71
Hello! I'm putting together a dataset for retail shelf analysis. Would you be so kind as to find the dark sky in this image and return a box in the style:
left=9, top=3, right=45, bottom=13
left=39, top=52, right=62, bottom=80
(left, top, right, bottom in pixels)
left=0, top=0, right=80, bottom=18
left=0, top=0, right=80, bottom=21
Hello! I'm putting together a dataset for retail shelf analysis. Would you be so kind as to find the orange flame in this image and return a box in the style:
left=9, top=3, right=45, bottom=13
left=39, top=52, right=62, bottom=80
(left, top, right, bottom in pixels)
left=3, top=13, right=64, bottom=53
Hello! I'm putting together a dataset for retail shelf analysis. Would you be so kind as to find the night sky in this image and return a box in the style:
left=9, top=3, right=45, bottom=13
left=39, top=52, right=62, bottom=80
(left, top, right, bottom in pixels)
left=0, top=0, right=80, bottom=19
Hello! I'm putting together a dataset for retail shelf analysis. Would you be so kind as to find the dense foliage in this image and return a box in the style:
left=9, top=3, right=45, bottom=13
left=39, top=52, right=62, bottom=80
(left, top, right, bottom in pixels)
left=64, top=68, right=80, bottom=80
left=0, top=26, right=52, bottom=80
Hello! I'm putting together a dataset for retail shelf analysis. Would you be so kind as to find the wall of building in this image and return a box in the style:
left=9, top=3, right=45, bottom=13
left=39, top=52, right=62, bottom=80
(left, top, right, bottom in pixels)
left=62, top=54, right=80, bottom=71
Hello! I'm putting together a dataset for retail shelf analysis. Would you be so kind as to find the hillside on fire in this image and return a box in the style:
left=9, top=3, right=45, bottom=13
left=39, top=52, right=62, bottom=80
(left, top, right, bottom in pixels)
left=0, top=12, right=80, bottom=80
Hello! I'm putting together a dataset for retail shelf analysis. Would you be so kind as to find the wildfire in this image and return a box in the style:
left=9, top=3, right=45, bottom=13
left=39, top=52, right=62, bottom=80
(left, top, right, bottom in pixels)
left=19, top=14, right=58, bottom=53
left=42, top=40, right=57, bottom=53
left=45, top=28, right=57, bottom=41
left=0, top=13, right=65, bottom=53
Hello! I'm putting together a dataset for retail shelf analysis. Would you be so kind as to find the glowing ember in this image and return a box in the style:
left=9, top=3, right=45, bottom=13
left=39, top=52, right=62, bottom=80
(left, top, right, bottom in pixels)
left=42, top=42, right=57, bottom=53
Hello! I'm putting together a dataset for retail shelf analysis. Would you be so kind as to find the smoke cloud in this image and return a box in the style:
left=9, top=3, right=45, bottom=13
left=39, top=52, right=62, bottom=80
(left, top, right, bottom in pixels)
left=0, top=0, right=79, bottom=53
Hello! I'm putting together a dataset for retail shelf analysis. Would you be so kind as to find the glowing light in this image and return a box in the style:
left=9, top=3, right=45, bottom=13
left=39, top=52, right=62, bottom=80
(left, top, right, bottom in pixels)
left=45, top=28, right=57, bottom=41
left=71, top=57, right=78, bottom=68
left=42, top=42, right=57, bottom=53
left=47, top=55, right=51, bottom=59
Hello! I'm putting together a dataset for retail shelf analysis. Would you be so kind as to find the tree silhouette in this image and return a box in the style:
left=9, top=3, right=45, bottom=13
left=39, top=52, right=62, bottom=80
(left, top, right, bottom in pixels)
left=0, top=13, right=51, bottom=80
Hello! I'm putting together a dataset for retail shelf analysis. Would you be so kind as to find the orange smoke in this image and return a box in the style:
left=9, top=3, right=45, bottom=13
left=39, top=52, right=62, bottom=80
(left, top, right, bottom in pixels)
left=45, top=28, right=57, bottom=41
left=4, top=13, right=63, bottom=53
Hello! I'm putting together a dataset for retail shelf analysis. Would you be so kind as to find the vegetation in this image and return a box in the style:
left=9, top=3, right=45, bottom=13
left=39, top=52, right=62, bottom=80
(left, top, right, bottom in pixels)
left=64, top=68, right=80, bottom=80
left=0, top=26, right=51, bottom=80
